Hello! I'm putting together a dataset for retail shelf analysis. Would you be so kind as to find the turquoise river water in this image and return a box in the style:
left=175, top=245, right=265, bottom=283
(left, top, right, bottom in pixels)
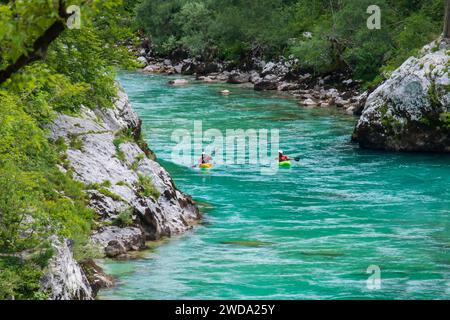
left=99, top=72, right=450, bottom=300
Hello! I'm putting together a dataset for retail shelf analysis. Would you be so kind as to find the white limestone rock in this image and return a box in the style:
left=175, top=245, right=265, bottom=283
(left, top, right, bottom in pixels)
left=40, top=239, right=93, bottom=300
left=353, top=40, right=450, bottom=152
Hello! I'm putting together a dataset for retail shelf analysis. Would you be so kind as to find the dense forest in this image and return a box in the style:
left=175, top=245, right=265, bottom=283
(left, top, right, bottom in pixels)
left=135, top=0, right=445, bottom=83
left=0, top=0, right=448, bottom=299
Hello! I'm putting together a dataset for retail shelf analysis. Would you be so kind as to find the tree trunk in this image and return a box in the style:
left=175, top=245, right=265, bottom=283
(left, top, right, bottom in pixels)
left=445, top=0, right=450, bottom=39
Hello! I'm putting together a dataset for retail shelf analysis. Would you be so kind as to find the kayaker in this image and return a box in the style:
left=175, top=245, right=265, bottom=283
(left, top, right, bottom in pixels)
left=278, top=150, right=291, bottom=162
left=198, top=151, right=212, bottom=164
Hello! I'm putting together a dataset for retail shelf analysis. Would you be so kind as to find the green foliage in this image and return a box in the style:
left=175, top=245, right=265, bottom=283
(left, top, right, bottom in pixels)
left=72, top=237, right=103, bottom=262
left=113, top=127, right=145, bottom=162
left=389, top=13, right=441, bottom=67
left=113, top=136, right=129, bottom=162
left=428, top=81, right=444, bottom=108
left=116, top=180, right=131, bottom=187
left=0, top=255, right=50, bottom=300
left=135, top=0, right=184, bottom=47
left=46, top=28, right=118, bottom=109
left=86, top=180, right=124, bottom=202
left=134, top=0, right=446, bottom=82
left=289, top=35, right=334, bottom=74
left=439, top=112, right=450, bottom=129
left=0, top=0, right=137, bottom=299
left=86, top=180, right=113, bottom=190
left=174, top=1, right=212, bottom=56
left=98, top=188, right=125, bottom=202
left=113, top=208, right=134, bottom=227
left=130, top=154, right=145, bottom=171
left=0, top=90, right=94, bottom=299
left=137, top=174, right=161, bottom=200
left=136, top=0, right=295, bottom=61
left=68, top=134, right=84, bottom=151
left=333, top=0, right=393, bottom=80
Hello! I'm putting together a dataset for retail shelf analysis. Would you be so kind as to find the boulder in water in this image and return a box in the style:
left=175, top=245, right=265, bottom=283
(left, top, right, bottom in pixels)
left=353, top=40, right=450, bottom=152
left=221, top=240, right=273, bottom=247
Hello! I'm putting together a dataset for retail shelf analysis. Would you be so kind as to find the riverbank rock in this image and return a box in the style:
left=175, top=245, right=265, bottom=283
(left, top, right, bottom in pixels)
left=46, top=88, right=201, bottom=298
left=92, top=226, right=146, bottom=258
left=80, top=259, right=114, bottom=296
left=227, top=71, right=250, bottom=84
left=49, top=90, right=201, bottom=242
left=353, top=40, right=450, bottom=152
left=254, top=79, right=278, bottom=91
left=137, top=56, right=148, bottom=66
left=143, top=64, right=163, bottom=73
left=40, top=239, right=93, bottom=300
left=277, top=81, right=301, bottom=91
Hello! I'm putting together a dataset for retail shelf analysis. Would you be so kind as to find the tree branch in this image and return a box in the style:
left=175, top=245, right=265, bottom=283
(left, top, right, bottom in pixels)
left=0, top=0, right=71, bottom=85
left=444, top=0, right=450, bottom=39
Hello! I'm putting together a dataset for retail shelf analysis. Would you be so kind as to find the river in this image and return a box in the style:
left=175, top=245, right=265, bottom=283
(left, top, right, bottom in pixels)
left=99, top=72, right=450, bottom=300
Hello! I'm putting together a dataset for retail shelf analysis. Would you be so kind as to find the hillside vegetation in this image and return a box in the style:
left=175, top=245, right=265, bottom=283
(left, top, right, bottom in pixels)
left=0, top=0, right=137, bottom=299
left=135, top=0, right=445, bottom=83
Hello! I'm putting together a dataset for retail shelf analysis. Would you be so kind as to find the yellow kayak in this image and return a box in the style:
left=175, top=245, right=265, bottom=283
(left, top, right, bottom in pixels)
left=199, top=163, right=213, bottom=170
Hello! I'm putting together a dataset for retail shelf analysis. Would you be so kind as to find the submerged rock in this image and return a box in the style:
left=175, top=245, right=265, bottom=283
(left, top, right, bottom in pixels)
left=221, top=240, right=273, bottom=247
left=353, top=40, right=450, bottom=152
left=300, top=250, right=345, bottom=257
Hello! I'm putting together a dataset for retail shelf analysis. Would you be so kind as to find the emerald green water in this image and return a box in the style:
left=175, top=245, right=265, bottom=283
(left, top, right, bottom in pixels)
left=99, top=72, right=450, bottom=300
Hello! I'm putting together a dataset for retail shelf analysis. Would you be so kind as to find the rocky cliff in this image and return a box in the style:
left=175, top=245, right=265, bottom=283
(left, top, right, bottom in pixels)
left=353, top=40, right=450, bottom=152
left=41, top=89, right=201, bottom=299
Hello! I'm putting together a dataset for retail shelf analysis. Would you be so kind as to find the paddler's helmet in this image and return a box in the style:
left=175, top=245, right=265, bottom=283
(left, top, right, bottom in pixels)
left=278, top=150, right=283, bottom=154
